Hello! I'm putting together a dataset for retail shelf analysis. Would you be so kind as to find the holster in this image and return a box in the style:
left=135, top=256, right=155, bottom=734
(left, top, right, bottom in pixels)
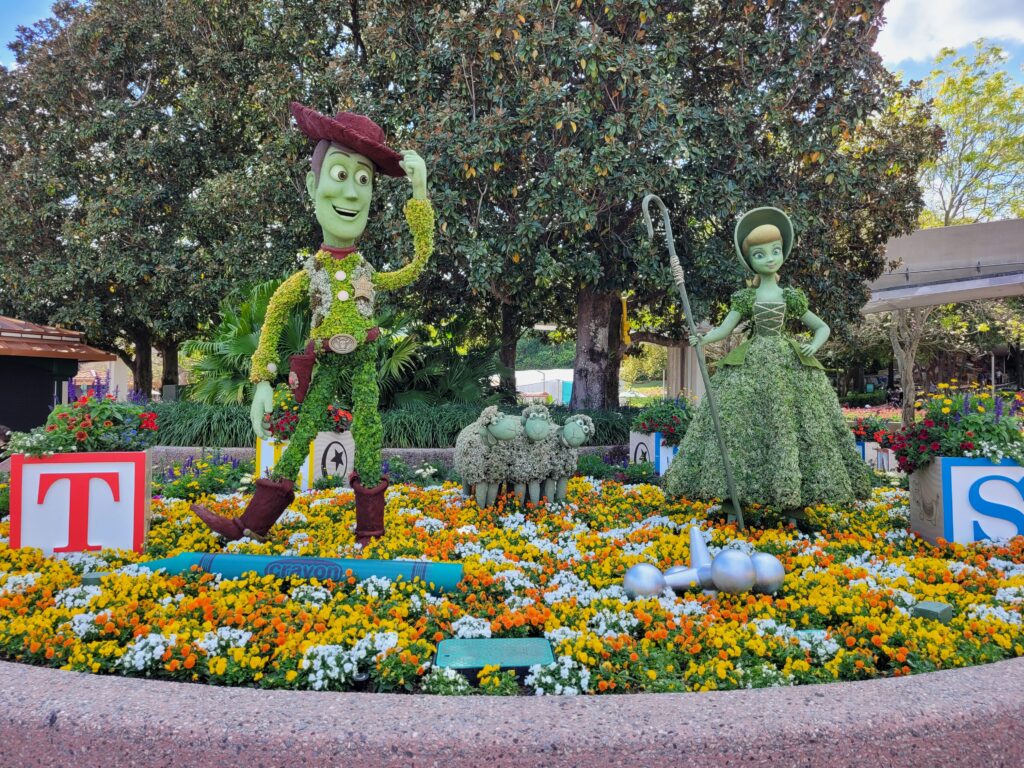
left=287, top=341, right=317, bottom=404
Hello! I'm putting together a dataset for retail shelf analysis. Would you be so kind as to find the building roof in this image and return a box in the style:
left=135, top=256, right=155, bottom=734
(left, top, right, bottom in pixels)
left=864, top=218, right=1024, bottom=314
left=0, top=316, right=115, bottom=362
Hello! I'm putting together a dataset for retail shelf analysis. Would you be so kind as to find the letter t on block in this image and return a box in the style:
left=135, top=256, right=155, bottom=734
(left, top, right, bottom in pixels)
left=37, top=472, right=121, bottom=553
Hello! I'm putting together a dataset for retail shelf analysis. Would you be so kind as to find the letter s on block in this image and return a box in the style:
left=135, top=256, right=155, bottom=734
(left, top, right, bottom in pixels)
left=968, top=475, right=1024, bottom=542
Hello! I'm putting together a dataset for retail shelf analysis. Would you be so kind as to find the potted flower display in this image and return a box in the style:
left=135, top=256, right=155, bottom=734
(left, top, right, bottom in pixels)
left=849, top=415, right=898, bottom=471
left=891, top=385, right=1024, bottom=544
left=4, top=392, right=159, bottom=553
left=629, top=399, right=692, bottom=475
left=256, top=385, right=355, bottom=490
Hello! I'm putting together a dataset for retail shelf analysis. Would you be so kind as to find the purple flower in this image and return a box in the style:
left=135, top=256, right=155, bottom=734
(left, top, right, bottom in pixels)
left=995, top=396, right=1004, bottom=423
left=962, top=392, right=970, bottom=415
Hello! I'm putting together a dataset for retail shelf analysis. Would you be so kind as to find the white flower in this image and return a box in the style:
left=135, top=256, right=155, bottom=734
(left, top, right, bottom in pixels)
left=451, top=615, right=492, bottom=639
left=54, top=585, right=102, bottom=610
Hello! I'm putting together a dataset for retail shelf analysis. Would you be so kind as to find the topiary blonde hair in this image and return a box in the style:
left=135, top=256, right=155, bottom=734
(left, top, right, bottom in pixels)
left=741, top=224, right=783, bottom=257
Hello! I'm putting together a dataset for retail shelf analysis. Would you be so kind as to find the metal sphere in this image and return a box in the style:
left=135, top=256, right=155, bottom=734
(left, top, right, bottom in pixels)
left=709, top=550, right=756, bottom=594
left=750, top=552, right=786, bottom=594
left=623, top=563, right=667, bottom=597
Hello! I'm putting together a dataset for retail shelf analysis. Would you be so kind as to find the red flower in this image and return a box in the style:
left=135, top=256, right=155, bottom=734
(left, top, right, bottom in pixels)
left=924, top=419, right=935, bottom=428
left=961, top=441, right=975, bottom=451
left=930, top=442, right=940, bottom=451
left=103, top=420, right=113, bottom=427
left=45, top=425, right=57, bottom=432
left=75, top=430, right=88, bottom=442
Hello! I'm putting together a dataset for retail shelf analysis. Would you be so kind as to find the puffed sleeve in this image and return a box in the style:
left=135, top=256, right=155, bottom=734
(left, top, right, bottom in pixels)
left=729, top=287, right=756, bottom=319
left=784, top=286, right=809, bottom=317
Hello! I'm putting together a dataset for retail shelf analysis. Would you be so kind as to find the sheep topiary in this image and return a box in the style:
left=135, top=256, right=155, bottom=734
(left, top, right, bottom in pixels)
left=504, top=405, right=555, bottom=504
left=453, top=406, right=522, bottom=507
left=539, top=414, right=596, bottom=502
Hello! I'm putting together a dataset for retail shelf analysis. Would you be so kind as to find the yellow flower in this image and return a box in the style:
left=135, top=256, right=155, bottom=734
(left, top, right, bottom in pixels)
left=977, top=323, right=990, bottom=332
left=941, top=407, right=950, bottom=414
left=978, top=406, right=986, bottom=413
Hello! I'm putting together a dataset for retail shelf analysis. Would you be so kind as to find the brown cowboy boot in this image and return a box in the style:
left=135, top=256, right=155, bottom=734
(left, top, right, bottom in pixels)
left=191, top=478, right=296, bottom=542
left=288, top=341, right=317, bottom=404
left=350, top=474, right=388, bottom=546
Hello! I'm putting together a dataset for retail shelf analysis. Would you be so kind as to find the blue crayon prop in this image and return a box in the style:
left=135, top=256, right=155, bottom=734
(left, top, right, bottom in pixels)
left=86, top=552, right=462, bottom=594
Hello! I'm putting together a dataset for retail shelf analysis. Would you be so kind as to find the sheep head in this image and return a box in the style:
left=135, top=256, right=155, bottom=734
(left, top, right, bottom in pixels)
left=560, top=414, right=595, bottom=448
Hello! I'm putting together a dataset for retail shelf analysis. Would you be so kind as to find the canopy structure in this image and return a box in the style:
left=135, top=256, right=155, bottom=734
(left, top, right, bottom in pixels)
left=0, top=316, right=114, bottom=362
left=862, top=219, right=1024, bottom=315
left=0, top=316, right=114, bottom=432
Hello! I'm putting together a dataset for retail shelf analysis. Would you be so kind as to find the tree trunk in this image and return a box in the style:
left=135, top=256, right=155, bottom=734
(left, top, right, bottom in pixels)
left=570, top=285, right=616, bottom=410
left=889, top=307, right=933, bottom=427
left=159, top=339, right=179, bottom=387
left=498, top=303, right=520, bottom=402
left=130, top=327, right=153, bottom=399
left=603, top=293, right=623, bottom=407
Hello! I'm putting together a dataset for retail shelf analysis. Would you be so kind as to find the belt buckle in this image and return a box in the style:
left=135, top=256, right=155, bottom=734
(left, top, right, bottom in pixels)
left=327, top=333, right=358, bottom=354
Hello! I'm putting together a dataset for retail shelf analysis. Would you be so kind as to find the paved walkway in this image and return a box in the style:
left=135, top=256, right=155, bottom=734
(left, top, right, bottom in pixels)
left=1, top=657, right=1022, bottom=767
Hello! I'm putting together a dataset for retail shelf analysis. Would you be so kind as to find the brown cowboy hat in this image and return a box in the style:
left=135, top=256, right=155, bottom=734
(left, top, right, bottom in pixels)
left=290, top=101, right=405, bottom=178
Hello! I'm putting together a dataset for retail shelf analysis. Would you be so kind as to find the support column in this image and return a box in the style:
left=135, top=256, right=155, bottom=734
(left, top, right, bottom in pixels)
left=683, top=345, right=706, bottom=401
left=666, top=344, right=684, bottom=399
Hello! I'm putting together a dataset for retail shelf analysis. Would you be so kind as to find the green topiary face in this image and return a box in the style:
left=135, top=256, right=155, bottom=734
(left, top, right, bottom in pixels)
left=562, top=419, right=589, bottom=447
left=488, top=414, right=522, bottom=441
left=524, top=417, right=553, bottom=442
left=746, top=238, right=784, bottom=278
left=305, top=146, right=374, bottom=247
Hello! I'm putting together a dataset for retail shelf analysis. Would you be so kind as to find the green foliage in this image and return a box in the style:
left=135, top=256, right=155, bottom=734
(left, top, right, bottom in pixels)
left=631, top=400, right=692, bottom=447
left=891, top=389, right=1024, bottom=473
left=5, top=395, right=159, bottom=457
left=154, top=455, right=254, bottom=501
left=183, top=279, right=310, bottom=405
left=150, top=401, right=254, bottom=448
left=576, top=453, right=616, bottom=480
left=620, top=343, right=667, bottom=390
left=338, top=0, right=939, bottom=408
left=0, top=0, right=345, bottom=389
left=515, top=335, right=575, bottom=370
left=665, top=335, right=870, bottom=508
left=381, top=456, right=456, bottom=486
left=622, top=461, right=657, bottom=485
left=920, top=41, right=1024, bottom=226
left=840, top=392, right=888, bottom=407
left=351, top=350, right=383, bottom=486
left=0, top=477, right=9, bottom=516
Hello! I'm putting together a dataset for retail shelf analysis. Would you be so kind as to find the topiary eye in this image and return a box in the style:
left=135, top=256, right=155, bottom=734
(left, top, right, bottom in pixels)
left=356, top=169, right=371, bottom=186
left=329, top=165, right=347, bottom=182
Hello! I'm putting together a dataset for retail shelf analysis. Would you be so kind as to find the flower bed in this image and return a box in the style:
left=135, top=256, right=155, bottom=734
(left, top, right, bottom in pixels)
left=0, top=479, right=1021, bottom=695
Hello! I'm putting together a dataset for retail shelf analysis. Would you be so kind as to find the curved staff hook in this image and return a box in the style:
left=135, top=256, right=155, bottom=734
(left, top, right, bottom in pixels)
left=642, top=194, right=744, bottom=530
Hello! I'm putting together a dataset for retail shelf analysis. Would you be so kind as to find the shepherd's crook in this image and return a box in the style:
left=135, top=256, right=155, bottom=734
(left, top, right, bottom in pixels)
left=642, top=194, right=745, bottom=530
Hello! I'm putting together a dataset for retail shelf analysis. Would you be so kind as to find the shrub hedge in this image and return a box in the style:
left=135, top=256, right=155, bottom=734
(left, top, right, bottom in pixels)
left=151, top=401, right=635, bottom=449
left=840, top=391, right=888, bottom=407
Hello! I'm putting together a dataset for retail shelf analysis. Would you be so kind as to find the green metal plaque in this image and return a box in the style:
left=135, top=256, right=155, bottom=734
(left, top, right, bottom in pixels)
left=435, top=638, right=554, bottom=678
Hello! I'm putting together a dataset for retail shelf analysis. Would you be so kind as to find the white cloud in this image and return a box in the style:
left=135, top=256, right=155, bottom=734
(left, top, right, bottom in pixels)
left=876, top=0, right=1024, bottom=64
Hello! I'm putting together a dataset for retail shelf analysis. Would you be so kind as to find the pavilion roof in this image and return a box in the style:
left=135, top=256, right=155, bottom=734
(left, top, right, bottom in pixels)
left=0, top=316, right=115, bottom=362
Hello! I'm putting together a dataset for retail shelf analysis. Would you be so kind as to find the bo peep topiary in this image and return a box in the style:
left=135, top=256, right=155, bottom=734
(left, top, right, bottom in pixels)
left=454, top=406, right=522, bottom=507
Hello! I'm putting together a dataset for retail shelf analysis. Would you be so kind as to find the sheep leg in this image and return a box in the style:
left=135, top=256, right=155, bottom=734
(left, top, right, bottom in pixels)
left=485, top=482, right=500, bottom=507
left=556, top=477, right=569, bottom=502
left=462, top=481, right=472, bottom=498
left=513, top=483, right=526, bottom=504
left=474, top=483, right=488, bottom=508
left=527, top=481, right=541, bottom=503
left=542, top=478, right=556, bottom=501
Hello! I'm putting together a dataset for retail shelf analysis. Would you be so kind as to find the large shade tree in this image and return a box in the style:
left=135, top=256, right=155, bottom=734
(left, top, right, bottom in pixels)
left=0, top=0, right=357, bottom=394
left=331, top=0, right=940, bottom=408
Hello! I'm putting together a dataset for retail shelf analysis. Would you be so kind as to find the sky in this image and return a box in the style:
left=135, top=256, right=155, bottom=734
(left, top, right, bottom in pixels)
left=2, top=0, right=1023, bottom=81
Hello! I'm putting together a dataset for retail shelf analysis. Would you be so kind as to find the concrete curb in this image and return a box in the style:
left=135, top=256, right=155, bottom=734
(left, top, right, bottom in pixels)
left=1, top=656, right=1021, bottom=767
